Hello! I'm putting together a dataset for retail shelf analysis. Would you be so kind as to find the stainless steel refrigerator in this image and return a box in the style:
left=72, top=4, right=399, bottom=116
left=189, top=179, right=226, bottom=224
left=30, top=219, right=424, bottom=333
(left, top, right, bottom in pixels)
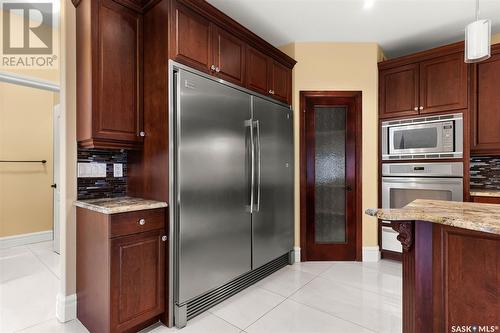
left=169, top=62, right=294, bottom=328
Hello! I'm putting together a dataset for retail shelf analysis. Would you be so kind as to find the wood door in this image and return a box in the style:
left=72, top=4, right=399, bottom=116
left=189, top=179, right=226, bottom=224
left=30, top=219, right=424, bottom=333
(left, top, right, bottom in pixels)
left=95, top=0, right=143, bottom=144
left=300, top=92, right=362, bottom=261
left=379, top=64, right=419, bottom=119
left=246, top=46, right=270, bottom=96
left=471, top=46, right=500, bottom=156
left=269, top=60, right=291, bottom=104
left=171, top=1, right=212, bottom=73
left=419, top=52, right=468, bottom=114
left=212, top=26, right=245, bottom=85
left=110, top=229, right=165, bottom=332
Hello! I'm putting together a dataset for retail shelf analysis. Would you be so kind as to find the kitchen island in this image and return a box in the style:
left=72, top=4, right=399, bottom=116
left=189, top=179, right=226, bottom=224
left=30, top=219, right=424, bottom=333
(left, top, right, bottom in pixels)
left=366, top=199, right=499, bottom=333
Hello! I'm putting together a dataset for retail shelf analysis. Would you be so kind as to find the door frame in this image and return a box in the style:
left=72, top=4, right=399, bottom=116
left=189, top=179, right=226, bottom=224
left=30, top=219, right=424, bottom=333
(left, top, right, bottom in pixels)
left=299, top=91, right=362, bottom=261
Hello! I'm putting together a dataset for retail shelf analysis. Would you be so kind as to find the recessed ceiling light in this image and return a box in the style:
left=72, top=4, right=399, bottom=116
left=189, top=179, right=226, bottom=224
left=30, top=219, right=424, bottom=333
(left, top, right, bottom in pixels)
left=363, top=0, right=375, bottom=10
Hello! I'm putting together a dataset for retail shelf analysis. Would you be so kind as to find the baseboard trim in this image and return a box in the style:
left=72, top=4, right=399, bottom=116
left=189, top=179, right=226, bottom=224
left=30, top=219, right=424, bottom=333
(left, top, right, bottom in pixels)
left=56, top=293, right=77, bottom=322
left=362, top=246, right=381, bottom=262
left=0, top=230, right=53, bottom=249
left=293, top=246, right=301, bottom=263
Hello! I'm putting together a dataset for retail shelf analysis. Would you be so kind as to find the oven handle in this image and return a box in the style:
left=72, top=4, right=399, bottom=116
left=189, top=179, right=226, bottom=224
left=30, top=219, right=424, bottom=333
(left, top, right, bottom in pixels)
left=381, top=177, right=463, bottom=185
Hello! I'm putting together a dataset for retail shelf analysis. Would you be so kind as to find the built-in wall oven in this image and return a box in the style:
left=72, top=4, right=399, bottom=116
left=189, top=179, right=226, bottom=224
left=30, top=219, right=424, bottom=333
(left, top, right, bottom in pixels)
left=381, top=162, right=463, bottom=253
left=381, top=113, right=463, bottom=160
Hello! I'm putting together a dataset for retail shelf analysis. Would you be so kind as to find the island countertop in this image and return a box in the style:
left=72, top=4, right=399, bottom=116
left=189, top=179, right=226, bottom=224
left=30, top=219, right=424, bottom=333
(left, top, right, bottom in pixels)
left=366, top=199, right=500, bottom=235
left=75, top=196, right=168, bottom=214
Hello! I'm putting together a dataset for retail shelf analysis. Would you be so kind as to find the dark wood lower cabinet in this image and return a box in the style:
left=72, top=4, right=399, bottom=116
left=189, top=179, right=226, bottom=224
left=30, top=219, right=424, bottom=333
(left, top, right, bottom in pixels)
left=77, top=208, right=167, bottom=333
left=391, top=220, right=499, bottom=333
left=471, top=196, right=500, bottom=204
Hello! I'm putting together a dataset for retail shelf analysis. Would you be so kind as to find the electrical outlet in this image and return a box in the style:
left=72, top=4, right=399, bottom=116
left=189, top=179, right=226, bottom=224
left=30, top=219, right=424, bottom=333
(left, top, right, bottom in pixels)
left=113, top=163, right=123, bottom=178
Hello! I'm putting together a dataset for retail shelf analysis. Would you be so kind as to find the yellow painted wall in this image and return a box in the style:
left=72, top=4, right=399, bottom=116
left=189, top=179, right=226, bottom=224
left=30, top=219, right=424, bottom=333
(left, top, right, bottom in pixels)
left=0, top=84, right=57, bottom=237
left=279, top=42, right=381, bottom=248
left=492, top=32, right=500, bottom=44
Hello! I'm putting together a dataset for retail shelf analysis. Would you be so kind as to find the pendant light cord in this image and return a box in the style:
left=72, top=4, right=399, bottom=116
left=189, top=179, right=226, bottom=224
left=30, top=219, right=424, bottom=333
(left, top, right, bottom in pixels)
left=475, top=0, right=479, bottom=21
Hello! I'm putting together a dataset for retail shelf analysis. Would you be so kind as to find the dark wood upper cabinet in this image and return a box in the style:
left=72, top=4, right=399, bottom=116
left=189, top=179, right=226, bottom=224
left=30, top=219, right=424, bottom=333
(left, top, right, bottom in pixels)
left=471, top=45, right=500, bottom=156
left=169, top=0, right=294, bottom=104
left=76, top=0, right=143, bottom=149
left=212, top=26, right=246, bottom=86
left=419, top=52, right=467, bottom=114
left=379, top=43, right=469, bottom=119
left=246, top=46, right=270, bottom=96
left=111, top=229, right=165, bottom=332
left=170, top=1, right=212, bottom=73
left=379, top=64, right=419, bottom=119
left=269, top=60, right=291, bottom=104
left=246, top=47, right=292, bottom=104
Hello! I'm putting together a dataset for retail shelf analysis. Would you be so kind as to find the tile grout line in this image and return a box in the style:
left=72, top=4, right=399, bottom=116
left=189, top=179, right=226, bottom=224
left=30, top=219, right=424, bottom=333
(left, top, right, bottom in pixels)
left=242, top=266, right=322, bottom=331
left=11, top=316, right=59, bottom=333
left=284, top=298, right=379, bottom=333
left=25, top=244, right=60, bottom=281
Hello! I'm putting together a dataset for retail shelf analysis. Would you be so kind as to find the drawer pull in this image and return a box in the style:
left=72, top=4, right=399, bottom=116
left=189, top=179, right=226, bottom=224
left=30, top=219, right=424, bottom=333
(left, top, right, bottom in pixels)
left=138, top=218, right=146, bottom=226
left=162, top=235, right=167, bottom=242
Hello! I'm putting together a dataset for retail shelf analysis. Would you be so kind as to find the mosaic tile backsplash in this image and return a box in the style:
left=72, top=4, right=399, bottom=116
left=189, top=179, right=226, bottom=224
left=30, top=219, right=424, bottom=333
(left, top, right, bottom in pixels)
left=470, top=156, right=500, bottom=190
left=77, top=149, right=127, bottom=200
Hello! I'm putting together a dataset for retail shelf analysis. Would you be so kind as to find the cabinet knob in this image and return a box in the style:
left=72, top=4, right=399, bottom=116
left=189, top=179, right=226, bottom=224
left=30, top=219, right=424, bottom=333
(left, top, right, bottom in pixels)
left=419, top=106, right=424, bottom=110
left=215, top=67, right=220, bottom=73
left=161, top=235, right=167, bottom=242
left=269, top=90, right=275, bottom=95
left=138, top=218, right=146, bottom=226
left=210, top=64, right=216, bottom=71
left=414, top=107, right=418, bottom=111
left=139, top=131, right=146, bottom=137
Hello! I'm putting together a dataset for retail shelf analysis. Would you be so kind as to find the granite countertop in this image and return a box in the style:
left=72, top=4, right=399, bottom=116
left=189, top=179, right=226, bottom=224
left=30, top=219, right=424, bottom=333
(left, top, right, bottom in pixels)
left=469, top=189, right=500, bottom=198
left=366, top=199, right=500, bottom=235
left=75, top=197, right=168, bottom=214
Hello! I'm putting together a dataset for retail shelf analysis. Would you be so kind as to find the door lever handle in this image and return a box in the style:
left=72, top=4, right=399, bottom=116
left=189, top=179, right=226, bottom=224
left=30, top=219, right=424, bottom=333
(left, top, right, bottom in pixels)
left=51, top=184, right=57, bottom=189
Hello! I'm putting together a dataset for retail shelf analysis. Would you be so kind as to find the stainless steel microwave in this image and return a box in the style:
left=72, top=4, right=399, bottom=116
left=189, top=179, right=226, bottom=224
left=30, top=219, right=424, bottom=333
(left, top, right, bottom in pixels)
left=381, top=113, right=463, bottom=160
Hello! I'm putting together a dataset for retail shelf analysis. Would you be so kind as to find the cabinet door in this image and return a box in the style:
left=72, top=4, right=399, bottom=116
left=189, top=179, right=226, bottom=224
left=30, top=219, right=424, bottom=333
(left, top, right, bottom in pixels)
left=246, top=46, right=270, bottom=96
left=110, top=229, right=165, bottom=332
left=419, top=52, right=467, bottom=114
left=171, top=1, right=212, bottom=73
left=96, top=0, right=143, bottom=144
left=212, top=26, right=246, bottom=85
left=471, top=48, right=500, bottom=155
left=269, top=60, right=291, bottom=104
left=379, top=64, right=419, bottom=119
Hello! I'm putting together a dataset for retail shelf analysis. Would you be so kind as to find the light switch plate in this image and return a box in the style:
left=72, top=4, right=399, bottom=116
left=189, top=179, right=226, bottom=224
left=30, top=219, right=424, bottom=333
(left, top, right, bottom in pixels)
left=113, top=163, right=123, bottom=178
left=78, top=162, right=107, bottom=178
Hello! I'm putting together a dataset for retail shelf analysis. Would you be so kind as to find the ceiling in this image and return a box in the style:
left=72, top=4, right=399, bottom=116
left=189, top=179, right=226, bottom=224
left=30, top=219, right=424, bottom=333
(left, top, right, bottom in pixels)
left=206, top=0, right=500, bottom=58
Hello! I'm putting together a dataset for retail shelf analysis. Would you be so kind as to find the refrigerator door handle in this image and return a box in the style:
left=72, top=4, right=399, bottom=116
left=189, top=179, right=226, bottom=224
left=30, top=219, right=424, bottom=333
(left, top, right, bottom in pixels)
left=254, top=120, right=261, bottom=212
left=245, top=119, right=255, bottom=213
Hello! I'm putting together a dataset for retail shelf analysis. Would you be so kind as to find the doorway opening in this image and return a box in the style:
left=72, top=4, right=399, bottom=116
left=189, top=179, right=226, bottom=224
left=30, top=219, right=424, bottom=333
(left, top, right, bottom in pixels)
left=300, top=91, right=362, bottom=261
left=0, top=71, right=61, bottom=332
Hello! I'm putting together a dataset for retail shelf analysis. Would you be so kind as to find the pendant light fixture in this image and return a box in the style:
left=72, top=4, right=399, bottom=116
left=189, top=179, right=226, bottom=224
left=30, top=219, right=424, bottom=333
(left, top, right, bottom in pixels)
left=465, top=0, right=491, bottom=63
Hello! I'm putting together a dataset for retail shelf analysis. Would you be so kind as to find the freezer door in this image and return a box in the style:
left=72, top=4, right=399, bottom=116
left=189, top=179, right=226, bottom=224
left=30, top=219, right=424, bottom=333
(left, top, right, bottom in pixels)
left=175, top=69, right=252, bottom=304
left=251, top=96, right=294, bottom=268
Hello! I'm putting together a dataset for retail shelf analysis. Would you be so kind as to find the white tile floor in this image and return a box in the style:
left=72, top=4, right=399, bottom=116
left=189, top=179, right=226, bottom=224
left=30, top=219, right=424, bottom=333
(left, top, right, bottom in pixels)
left=0, top=241, right=61, bottom=333
left=1, top=243, right=402, bottom=333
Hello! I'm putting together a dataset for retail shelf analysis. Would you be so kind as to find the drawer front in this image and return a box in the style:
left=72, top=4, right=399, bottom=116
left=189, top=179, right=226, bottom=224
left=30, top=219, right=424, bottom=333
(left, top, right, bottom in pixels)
left=110, top=208, right=165, bottom=238
left=381, top=226, right=402, bottom=253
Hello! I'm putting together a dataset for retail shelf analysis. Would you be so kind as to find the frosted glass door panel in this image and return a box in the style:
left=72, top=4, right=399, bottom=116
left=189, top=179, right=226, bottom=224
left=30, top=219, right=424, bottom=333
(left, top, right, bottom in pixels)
left=314, top=107, right=346, bottom=244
